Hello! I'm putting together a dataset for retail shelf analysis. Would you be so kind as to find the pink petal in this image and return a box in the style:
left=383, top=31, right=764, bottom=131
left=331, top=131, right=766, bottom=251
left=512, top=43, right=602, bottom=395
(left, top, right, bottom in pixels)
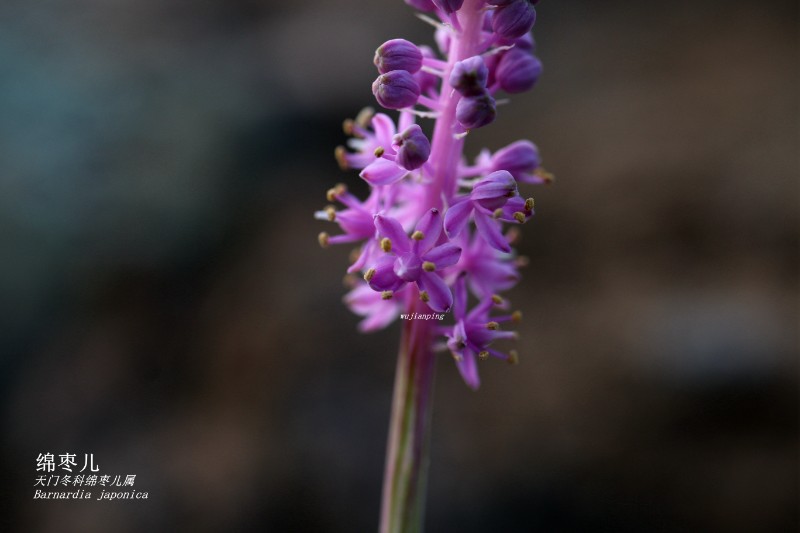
left=374, top=215, right=410, bottom=254
left=422, top=243, right=461, bottom=269
left=418, top=271, right=453, bottom=313
left=443, top=199, right=473, bottom=238
left=360, top=158, right=408, bottom=186
left=474, top=211, right=511, bottom=253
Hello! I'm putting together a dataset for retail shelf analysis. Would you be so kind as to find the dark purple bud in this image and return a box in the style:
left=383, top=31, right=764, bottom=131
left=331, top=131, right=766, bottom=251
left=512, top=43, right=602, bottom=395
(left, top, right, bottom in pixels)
left=404, top=0, right=437, bottom=11
left=490, top=140, right=540, bottom=178
left=374, top=39, right=423, bottom=74
left=449, top=56, right=489, bottom=97
left=496, top=49, right=542, bottom=93
left=492, top=0, right=536, bottom=40
left=432, top=0, right=464, bottom=13
left=392, top=124, right=431, bottom=171
left=372, top=70, right=421, bottom=110
left=471, top=170, right=518, bottom=211
left=456, top=92, right=496, bottom=130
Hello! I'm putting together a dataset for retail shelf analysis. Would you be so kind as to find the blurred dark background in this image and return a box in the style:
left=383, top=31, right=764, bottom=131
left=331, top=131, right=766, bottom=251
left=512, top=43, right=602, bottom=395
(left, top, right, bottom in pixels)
left=1, top=0, right=797, bottom=531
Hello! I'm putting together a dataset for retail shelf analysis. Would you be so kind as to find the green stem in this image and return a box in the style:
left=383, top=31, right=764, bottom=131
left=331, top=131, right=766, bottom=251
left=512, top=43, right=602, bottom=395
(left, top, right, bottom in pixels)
left=379, top=298, right=437, bottom=533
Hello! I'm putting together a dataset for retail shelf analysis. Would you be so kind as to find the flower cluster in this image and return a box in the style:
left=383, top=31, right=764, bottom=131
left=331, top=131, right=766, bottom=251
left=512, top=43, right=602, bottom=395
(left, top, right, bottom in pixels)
left=317, top=0, right=551, bottom=390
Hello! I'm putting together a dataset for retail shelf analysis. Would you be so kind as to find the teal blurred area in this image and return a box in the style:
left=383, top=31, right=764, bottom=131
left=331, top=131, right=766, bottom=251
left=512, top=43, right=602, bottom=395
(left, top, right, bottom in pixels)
left=1, top=0, right=797, bottom=531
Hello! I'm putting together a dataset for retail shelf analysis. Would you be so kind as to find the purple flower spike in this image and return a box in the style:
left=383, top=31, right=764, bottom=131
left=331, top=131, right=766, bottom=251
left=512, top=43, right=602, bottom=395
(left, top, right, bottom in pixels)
left=374, top=39, right=424, bottom=74
left=393, top=124, right=431, bottom=171
left=372, top=70, right=421, bottom=110
left=455, top=91, right=497, bottom=130
left=496, top=49, right=542, bottom=93
left=449, top=56, right=489, bottom=97
left=368, top=209, right=461, bottom=312
left=492, top=0, right=537, bottom=40
left=432, top=0, right=464, bottom=14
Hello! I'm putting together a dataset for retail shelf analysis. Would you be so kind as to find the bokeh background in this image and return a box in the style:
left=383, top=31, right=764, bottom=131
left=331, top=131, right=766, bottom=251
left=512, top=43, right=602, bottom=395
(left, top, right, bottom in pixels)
left=1, top=0, right=797, bottom=531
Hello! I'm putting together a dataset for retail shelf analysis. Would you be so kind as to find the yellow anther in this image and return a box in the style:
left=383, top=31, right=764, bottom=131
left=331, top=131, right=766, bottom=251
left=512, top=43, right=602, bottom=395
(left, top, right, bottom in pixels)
left=374, top=146, right=385, bottom=157
left=487, top=321, right=500, bottom=330
left=364, top=268, right=376, bottom=282
left=478, top=351, right=489, bottom=360
left=334, top=146, right=348, bottom=170
left=508, top=350, right=519, bottom=365
left=493, top=208, right=503, bottom=219
left=411, top=230, right=425, bottom=241
left=419, top=291, right=430, bottom=303
left=342, top=118, right=355, bottom=136
left=326, top=183, right=347, bottom=202
left=513, top=212, right=526, bottom=224
left=534, top=167, right=554, bottom=184
left=491, top=294, right=503, bottom=305
left=318, top=232, right=330, bottom=248
left=355, top=107, right=374, bottom=128
left=512, top=310, right=522, bottom=323
left=381, top=238, right=392, bottom=252
left=525, top=197, right=535, bottom=212
left=381, top=290, right=394, bottom=300
left=325, top=206, right=336, bottom=221
left=422, top=261, right=436, bottom=272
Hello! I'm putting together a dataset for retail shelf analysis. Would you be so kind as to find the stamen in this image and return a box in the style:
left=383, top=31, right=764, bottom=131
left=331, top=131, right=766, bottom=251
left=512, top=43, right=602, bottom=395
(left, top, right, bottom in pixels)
left=364, top=268, right=376, bottom=282
left=478, top=351, right=489, bottom=361
left=422, top=261, right=436, bottom=272
left=454, top=130, right=470, bottom=140
left=374, top=146, right=385, bottom=157
left=525, top=197, right=535, bottom=212
left=325, top=206, right=336, bottom=221
left=355, top=107, right=374, bottom=128
left=327, top=183, right=347, bottom=202
left=491, top=294, right=503, bottom=305
left=511, top=310, right=522, bottom=323
left=415, top=12, right=447, bottom=31
left=381, top=290, right=394, bottom=300
left=411, top=230, right=425, bottom=241
left=334, top=146, right=349, bottom=170
left=534, top=167, right=555, bottom=184
left=508, top=350, right=519, bottom=365
left=487, top=321, right=500, bottom=330
left=419, top=290, right=430, bottom=303
left=318, top=232, right=330, bottom=248
left=493, top=208, right=503, bottom=219
left=381, top=238, right=392, bottom=252
left=513, top=211, right=526, bottom=224
left=342, top=118, right=355, bottom=136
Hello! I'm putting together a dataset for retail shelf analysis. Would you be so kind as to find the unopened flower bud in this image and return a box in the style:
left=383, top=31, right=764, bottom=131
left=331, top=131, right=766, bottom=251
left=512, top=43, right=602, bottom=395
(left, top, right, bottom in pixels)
left=374, top=39, right=423, bottom=74
left=449, top=56, right=489, bottom=97
left=432, top=0, right=464, bottom=13
left=471, top=170, right=518, bottom=210
left=372, top=70, right=421, bottom=109
left=456, top=91, right=496, bottom=130
left=490, top=140, right=540, bottom=178
left=492, top=0, right=536, bottom=40
left=496, top=49, right=542, bottom=93
left=392, top=124, right=431, bottom=170
left=404, top=0, right=437, bottom=11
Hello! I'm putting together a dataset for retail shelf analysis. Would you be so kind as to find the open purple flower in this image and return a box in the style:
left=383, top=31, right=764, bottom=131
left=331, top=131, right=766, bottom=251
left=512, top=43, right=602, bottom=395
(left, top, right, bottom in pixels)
left=366, top=208, right=461, bottom=312
left=444, top=275, right=519, bottom=389
left=444, top=170, right=519, bottom=252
